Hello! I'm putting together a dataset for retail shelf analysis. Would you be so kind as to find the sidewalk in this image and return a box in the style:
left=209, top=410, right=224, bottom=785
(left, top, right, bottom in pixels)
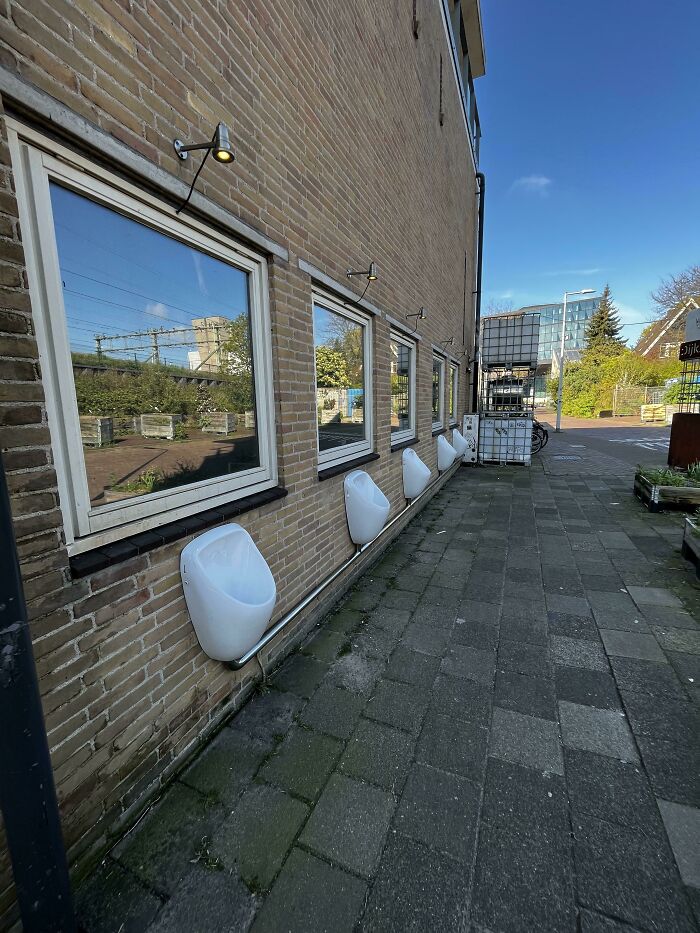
left=76, top=447, right=700, bottom=932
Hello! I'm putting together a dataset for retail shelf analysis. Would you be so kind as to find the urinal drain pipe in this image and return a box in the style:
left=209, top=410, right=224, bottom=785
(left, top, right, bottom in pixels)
left=227, top=457, right=462, bottom=670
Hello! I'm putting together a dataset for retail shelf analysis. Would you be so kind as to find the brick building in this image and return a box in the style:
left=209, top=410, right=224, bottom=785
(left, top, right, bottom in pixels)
left=0, top=0, right=485, bottom=921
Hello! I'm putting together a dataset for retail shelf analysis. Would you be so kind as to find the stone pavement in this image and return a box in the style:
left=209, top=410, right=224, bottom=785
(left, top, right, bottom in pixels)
left=76, top=461, right=700, bottom=933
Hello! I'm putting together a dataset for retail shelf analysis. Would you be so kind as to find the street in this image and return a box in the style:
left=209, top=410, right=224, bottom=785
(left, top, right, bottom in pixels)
left=537, top=413, right=672, bottom=469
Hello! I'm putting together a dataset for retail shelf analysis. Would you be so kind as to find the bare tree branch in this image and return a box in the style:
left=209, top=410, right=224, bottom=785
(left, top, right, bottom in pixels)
left=649, top=263, right=700, bottom=317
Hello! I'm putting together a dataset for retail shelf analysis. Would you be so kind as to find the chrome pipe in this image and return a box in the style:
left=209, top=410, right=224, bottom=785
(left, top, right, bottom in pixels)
left=227, top=458, right=462, bottom=670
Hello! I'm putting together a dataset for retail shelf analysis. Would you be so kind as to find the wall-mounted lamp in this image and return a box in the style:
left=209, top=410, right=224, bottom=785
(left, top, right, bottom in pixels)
left=174, top=122, right=235, bottom=214
left=347, top=262, right=378, bottom=282
left=406, top=306, right=427, bottom=323
left=439, top=337, right=455, bottom=349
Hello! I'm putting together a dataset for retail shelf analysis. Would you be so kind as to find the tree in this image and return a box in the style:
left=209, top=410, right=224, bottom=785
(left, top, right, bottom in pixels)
left=315, top=345, right=349, bottom=388
left=650, top=263, right=700, bottom=317
left=584, top=284, right=624, bottom=356
left=484, top=298, right=514, bottom=317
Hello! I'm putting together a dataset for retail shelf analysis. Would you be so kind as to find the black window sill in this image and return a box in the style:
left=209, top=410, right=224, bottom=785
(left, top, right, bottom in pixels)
left=432, top=427, right=447, bottom=437
left=69, top=486, right=288, bottom=578
left=390, top=437, right=419, bottom=452
left=318, top=452, right=380, bottom=481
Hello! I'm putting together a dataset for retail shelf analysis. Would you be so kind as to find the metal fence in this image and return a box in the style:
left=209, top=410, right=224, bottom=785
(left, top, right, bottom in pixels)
left=612, top=384, right=665, bottom=417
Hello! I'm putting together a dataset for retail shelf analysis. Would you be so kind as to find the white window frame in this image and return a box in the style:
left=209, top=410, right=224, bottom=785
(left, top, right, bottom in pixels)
left=432, top=354, right=446, bottom=430
left=313, top=290, right=373, bottom=469
left=389, top=331, right=417, bottom=446
left=7, top=121, right=278, bottom=555
left=449, top=362, right=459, bottom=424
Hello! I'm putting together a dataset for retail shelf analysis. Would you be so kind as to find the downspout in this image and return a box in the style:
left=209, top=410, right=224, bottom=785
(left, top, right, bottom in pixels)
left=0, top=454, right=75, bottom=932
left=471, top=171, right=485, bottom=412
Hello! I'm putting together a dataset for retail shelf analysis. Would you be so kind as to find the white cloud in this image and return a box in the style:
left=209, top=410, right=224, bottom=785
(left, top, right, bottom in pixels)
left=510, top=174, right=552, bottom=196
left=145, top=302, right=169, bottom=319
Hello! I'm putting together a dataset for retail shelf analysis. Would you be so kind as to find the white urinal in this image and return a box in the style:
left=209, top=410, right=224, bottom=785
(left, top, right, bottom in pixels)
left=437, top=434, right=458, bottom=471
left=402, top=447, right=431, bottom=499
left=452, top=428, right=469, bottom=461
left=180, top=524, right=276, bottom=662
left=344, top=470, right=391, bottom=545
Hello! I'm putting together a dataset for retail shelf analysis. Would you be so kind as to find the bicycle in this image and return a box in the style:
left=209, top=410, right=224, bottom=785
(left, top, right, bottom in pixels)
left=531, top=418, right=549, bottom=453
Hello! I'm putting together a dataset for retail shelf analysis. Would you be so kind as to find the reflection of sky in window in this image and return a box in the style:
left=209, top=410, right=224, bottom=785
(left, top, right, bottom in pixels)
left=313, top=304, right=358, bottom=346
left=50, top=184, right=250, bottom=368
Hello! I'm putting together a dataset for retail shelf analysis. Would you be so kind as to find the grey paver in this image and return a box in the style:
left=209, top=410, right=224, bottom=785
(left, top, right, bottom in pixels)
left=231, top=690, right=304, bottom=749
left=498, top=640, right=550, bottom=678
left=212, top=783, right=308, bottom=891
left=451, top=617, right=499, bottom=650
left=270, top=654, right=328, bottom=698
left=400, top=621, right=450, bottom=656
left=361, top=833, right=469, bottom=932
left=299, top=774, right=394, bottom=877
left=547, top=610, right=599, bottom=640
left=440, top=645, right=496, bottom=685
left=600, top=629, right=665, bottom=662
left=251, top=848, right=366, bottom=933
left=489, top=707, right=564, bottom=775
left=554, top=667, right=621, bottom=710
left=636, top=732, right=700, bottom=808
left=626, top=585, right=684, bottom=608
left=494, top=670, right=557, bottom=721
left=609, top=656, right=687, bottom=700
left=653, top=626, right=700, bottom=656
left=364, top=679, right=430, bottom=735
left=394, top=762, right=480, bottom=862
left=550, top=635, right=608, bottom=672
left=298, top=684, right=364, bottom=740
left=76, top=859, right=161, bottom=933
left=658, top=799, right=700, bottom=888
left=258, top=726, right=342, bottom=801
left=559, top=701, right=638, bottom=762
left=481, top=757, right=568, bottom=834
left=179, top=729, right=267, bottom=808
left=302, top=627, right=348, bottom=662
left=430, top=672, right=491, bottom=726
left=416, top=712, right=488, bottom=782
left=325, top=653, right=383, bottom=696
left=578, top=909, right=644, bottom=932
left=338, top=718, right=414, bottom=791
left=147, top=864, right=256, bottom=932
left=385, top=645, right=440, bottom=688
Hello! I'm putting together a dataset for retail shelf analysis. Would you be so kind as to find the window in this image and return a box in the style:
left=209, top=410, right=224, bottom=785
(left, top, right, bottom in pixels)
left=449, top=363, right=459, bottom=423
left=9, top=127, right=277, bottom=551
left=313, top=293, right=372, bottom=467
left=389, top=333, right=416, bottom=445
left=432, top=355, right=445, bottom=429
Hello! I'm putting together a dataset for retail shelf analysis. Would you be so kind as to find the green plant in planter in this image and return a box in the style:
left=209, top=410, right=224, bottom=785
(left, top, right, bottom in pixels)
left=637, top=465, right=688, bottom=487
left=173, top=421, right=189, bottom=441
left=686, top=462, right=700, bottom=485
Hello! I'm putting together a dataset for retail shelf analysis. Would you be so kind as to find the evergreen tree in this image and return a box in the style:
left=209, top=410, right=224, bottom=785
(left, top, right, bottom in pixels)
left=584, top=285, right=624, bottom=349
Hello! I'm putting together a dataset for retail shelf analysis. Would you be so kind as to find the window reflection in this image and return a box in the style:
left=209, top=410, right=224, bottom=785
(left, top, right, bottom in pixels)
left=313, top=303, right=366, bottom=452
left=390, top=340, right=412, bottom=435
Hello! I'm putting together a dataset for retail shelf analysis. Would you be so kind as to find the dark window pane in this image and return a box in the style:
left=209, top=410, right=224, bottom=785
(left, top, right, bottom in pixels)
left=50, top=183, right=259, bottom=507
left=432, top=358, right=442, bottom=423
left=314, top=303, right=366, bottom=452
left=390, top=339, right=412, bottom=435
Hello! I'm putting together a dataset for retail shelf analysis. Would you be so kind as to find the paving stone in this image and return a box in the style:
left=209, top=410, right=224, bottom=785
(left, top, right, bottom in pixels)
left=382, top=588, right=421, bottom=611
left=586, top=592, right=637, bottom=613
left=363, top=679, right=430, bottom=735
left=76, top=859, right=162, bottom=933
left=440, top=645, right=496, bottom=685
left=258, top=726, right=342, bottom=801
left=554, top=668, right=621, bottom=710
left=653, top=626, right=700, bottom=656
left=391, top=571, right=429, bottom=593
left=600, top=629, right=666, bottom=662
left=578, top=908, right=644, bottom=932
left=251, top=848, right=366, bottom=933
left=580, top=574, right=626, bottom=593
left=431, top=570, right=466, bottom=591
left=590, top=608, right=651, bottom=633
left=326, top=607, right=366, bottom=635
left=637, top=606, right=699, bottom=630
left=558, top=701, right=637, bottom=762
left=231, top=691, right=304, bottom=750
left=411, top=602, right=457, bottom=628
left=416, top=711, right=488, bottom=782
left=301, top=627, right=348, bottom=662
left=551, top=635, right=608, bottom=672
left=574, top=816, right=695, bottom=932
left=494, top=670, right=557, bottom=720
left=385, top=645, right=439, bottom=688
left=471, top=817, right=575, bottom=933
left=658, top=799, right=700, bottom=888
left=114, top=783, right=221, bottom=896
left=636, top=732, right=700, bottom=808
left=501, top=596, right=548, bottom=624
left=545, top=593, right=592, bottom=617
left=489, top=707, right=563, bottom=775
left=179, top=729, right=267, bottom=808
left=325, top=653, right=383, bottom=696
left=368, top=606, right=413, bottom=632
left=400, top=621, right=450, bottom=657
left=430, top=673, right=491, bottom=726
left=344, top=586, right=383, bottom=612
left=360, top=833, right=469, bottom=933
left=450, top=617, right=499, bottom=650
left=458, top=599, right=501, bottom=625
left=626, top=585, right=684, bottom=608
left=547, top=610, right=599, bottom=640
left=500, top=615, right=549, bottom=646
left=147, top=864, right=255, bottom=933
left=498, top=640, right=551, bottom=679
left=394, top=762, right=480, bottom=862
left=620, top=690, right=699, bottom=746
left=666, top=650, right=700, bottom=688
left=270, top=654, right=328, bottom=698
left=481, top=758, right=568, bottom=835
left=298, top=684, right=365, bottom=740
left=338, top=718, right=414, bottom=792
left=299, top=773, right=394, bottom=877
left=564, top=748, right=662, bottom=832
left=211, top=783, right=307, bottom=891
left=609, top=657, right=687, bottom=700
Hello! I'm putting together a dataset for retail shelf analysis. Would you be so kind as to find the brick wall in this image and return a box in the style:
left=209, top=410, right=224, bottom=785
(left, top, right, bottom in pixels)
left=0, top=0, right=481, bottom=921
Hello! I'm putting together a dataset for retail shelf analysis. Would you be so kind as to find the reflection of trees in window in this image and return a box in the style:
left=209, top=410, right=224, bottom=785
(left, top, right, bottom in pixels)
left=432, top=359, right=441, bottom=420
left=391, top=341, right=410, bottom=430
left=319, top=312, right=363, bottom=388
left=315, top=345, right=350, bottom=387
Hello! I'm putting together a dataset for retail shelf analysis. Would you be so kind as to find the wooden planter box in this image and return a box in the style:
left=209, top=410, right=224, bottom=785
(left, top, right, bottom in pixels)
left=244, top=410, right=255, bottom=429
left=80, top=415, right=113, bottom=447
left=633, top=471, right=700, bottom=514
left=681, top=518, right=700, bottom=579
left=201, top=412, right=238, bottom=434
left=140, top=413, right=182, bottom=440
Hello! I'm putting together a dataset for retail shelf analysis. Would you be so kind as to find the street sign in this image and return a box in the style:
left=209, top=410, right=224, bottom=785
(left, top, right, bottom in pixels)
left=679, top=340, right=700, bottom=362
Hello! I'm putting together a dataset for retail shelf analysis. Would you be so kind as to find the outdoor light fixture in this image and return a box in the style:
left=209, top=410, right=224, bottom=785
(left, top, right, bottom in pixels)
left=174, top=122, right=235, bottom=214
left=347, top=262, right=378, bottom=282
left=439, top=337, right=455, bottom=349
left=406, top=306, right=427, bottom=324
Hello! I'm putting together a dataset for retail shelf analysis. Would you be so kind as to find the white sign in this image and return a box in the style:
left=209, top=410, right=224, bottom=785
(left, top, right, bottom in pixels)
left=686, top=307, right=700, bottom=342
left=461, top=414, right=479, bottom=463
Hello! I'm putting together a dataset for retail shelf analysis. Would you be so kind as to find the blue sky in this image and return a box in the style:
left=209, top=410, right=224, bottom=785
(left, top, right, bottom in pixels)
left=477, top=0, right=700, bottom=344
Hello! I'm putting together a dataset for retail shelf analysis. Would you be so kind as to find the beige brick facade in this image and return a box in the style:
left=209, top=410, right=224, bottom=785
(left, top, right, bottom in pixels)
left=0, top=1, right=483, bottom=922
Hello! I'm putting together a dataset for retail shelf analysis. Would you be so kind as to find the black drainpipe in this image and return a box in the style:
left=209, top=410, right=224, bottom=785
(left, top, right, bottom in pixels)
left=471, top=170, right=485, bottom=412
left=0, top=453, right=75, bottom=932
